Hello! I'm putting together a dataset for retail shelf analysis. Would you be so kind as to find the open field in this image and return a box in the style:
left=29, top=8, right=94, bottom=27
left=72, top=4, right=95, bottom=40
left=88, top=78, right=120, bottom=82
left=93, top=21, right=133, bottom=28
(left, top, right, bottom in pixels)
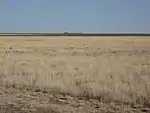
left=0, top=36, right=150, bottom=113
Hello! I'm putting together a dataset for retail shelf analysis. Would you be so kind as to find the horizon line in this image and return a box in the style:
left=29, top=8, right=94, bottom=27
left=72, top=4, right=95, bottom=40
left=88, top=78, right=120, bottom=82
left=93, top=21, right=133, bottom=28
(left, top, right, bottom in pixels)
left=0, top=32, right=150, bottom=36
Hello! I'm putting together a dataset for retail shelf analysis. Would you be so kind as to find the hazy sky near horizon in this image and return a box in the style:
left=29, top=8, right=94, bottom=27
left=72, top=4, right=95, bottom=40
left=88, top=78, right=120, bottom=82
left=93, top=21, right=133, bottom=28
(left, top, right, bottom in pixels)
left=0, top=0, right=150, bottom=33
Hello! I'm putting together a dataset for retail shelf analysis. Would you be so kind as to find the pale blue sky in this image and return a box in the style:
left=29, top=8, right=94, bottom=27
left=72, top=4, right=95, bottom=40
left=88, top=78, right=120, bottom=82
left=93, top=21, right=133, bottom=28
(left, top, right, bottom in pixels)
left=0, top=0, right=150, bottom=33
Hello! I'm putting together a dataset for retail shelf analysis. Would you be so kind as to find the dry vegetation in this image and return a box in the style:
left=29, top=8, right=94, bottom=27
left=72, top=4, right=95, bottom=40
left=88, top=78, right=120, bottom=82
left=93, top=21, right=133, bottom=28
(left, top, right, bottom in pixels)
left=0, top=36, right=150, bottom=113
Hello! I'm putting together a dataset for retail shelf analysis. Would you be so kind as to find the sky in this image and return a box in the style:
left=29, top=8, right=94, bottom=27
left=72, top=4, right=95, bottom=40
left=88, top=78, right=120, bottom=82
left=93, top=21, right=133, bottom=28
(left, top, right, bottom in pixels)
left=0, top=0, right=150, bottom=33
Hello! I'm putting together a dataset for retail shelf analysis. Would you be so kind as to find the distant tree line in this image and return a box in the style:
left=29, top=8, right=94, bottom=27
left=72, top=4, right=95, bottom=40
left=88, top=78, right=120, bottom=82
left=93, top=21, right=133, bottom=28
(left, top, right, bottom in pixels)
left=0, top=32, right=150, bottom=36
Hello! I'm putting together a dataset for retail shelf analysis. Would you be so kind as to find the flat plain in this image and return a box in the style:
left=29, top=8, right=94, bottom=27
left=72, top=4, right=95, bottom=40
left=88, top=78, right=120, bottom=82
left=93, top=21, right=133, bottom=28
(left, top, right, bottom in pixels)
left=0, top=36, right=150, bottom=113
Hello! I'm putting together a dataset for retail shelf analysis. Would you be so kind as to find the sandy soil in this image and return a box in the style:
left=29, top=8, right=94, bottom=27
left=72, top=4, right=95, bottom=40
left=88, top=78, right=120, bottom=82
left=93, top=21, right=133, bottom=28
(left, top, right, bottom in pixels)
left=1, top=86, right=149, bottom=113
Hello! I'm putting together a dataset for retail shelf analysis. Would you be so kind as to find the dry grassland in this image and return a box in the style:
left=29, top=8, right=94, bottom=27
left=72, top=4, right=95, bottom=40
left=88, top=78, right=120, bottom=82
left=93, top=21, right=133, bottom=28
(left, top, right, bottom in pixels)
left=0, top=36, right=150, bottom=113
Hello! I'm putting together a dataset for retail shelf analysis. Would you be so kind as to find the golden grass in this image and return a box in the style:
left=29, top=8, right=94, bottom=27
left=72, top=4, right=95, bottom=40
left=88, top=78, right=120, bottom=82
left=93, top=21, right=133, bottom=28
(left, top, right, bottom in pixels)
left=0, top=36, right=150, bottom=106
